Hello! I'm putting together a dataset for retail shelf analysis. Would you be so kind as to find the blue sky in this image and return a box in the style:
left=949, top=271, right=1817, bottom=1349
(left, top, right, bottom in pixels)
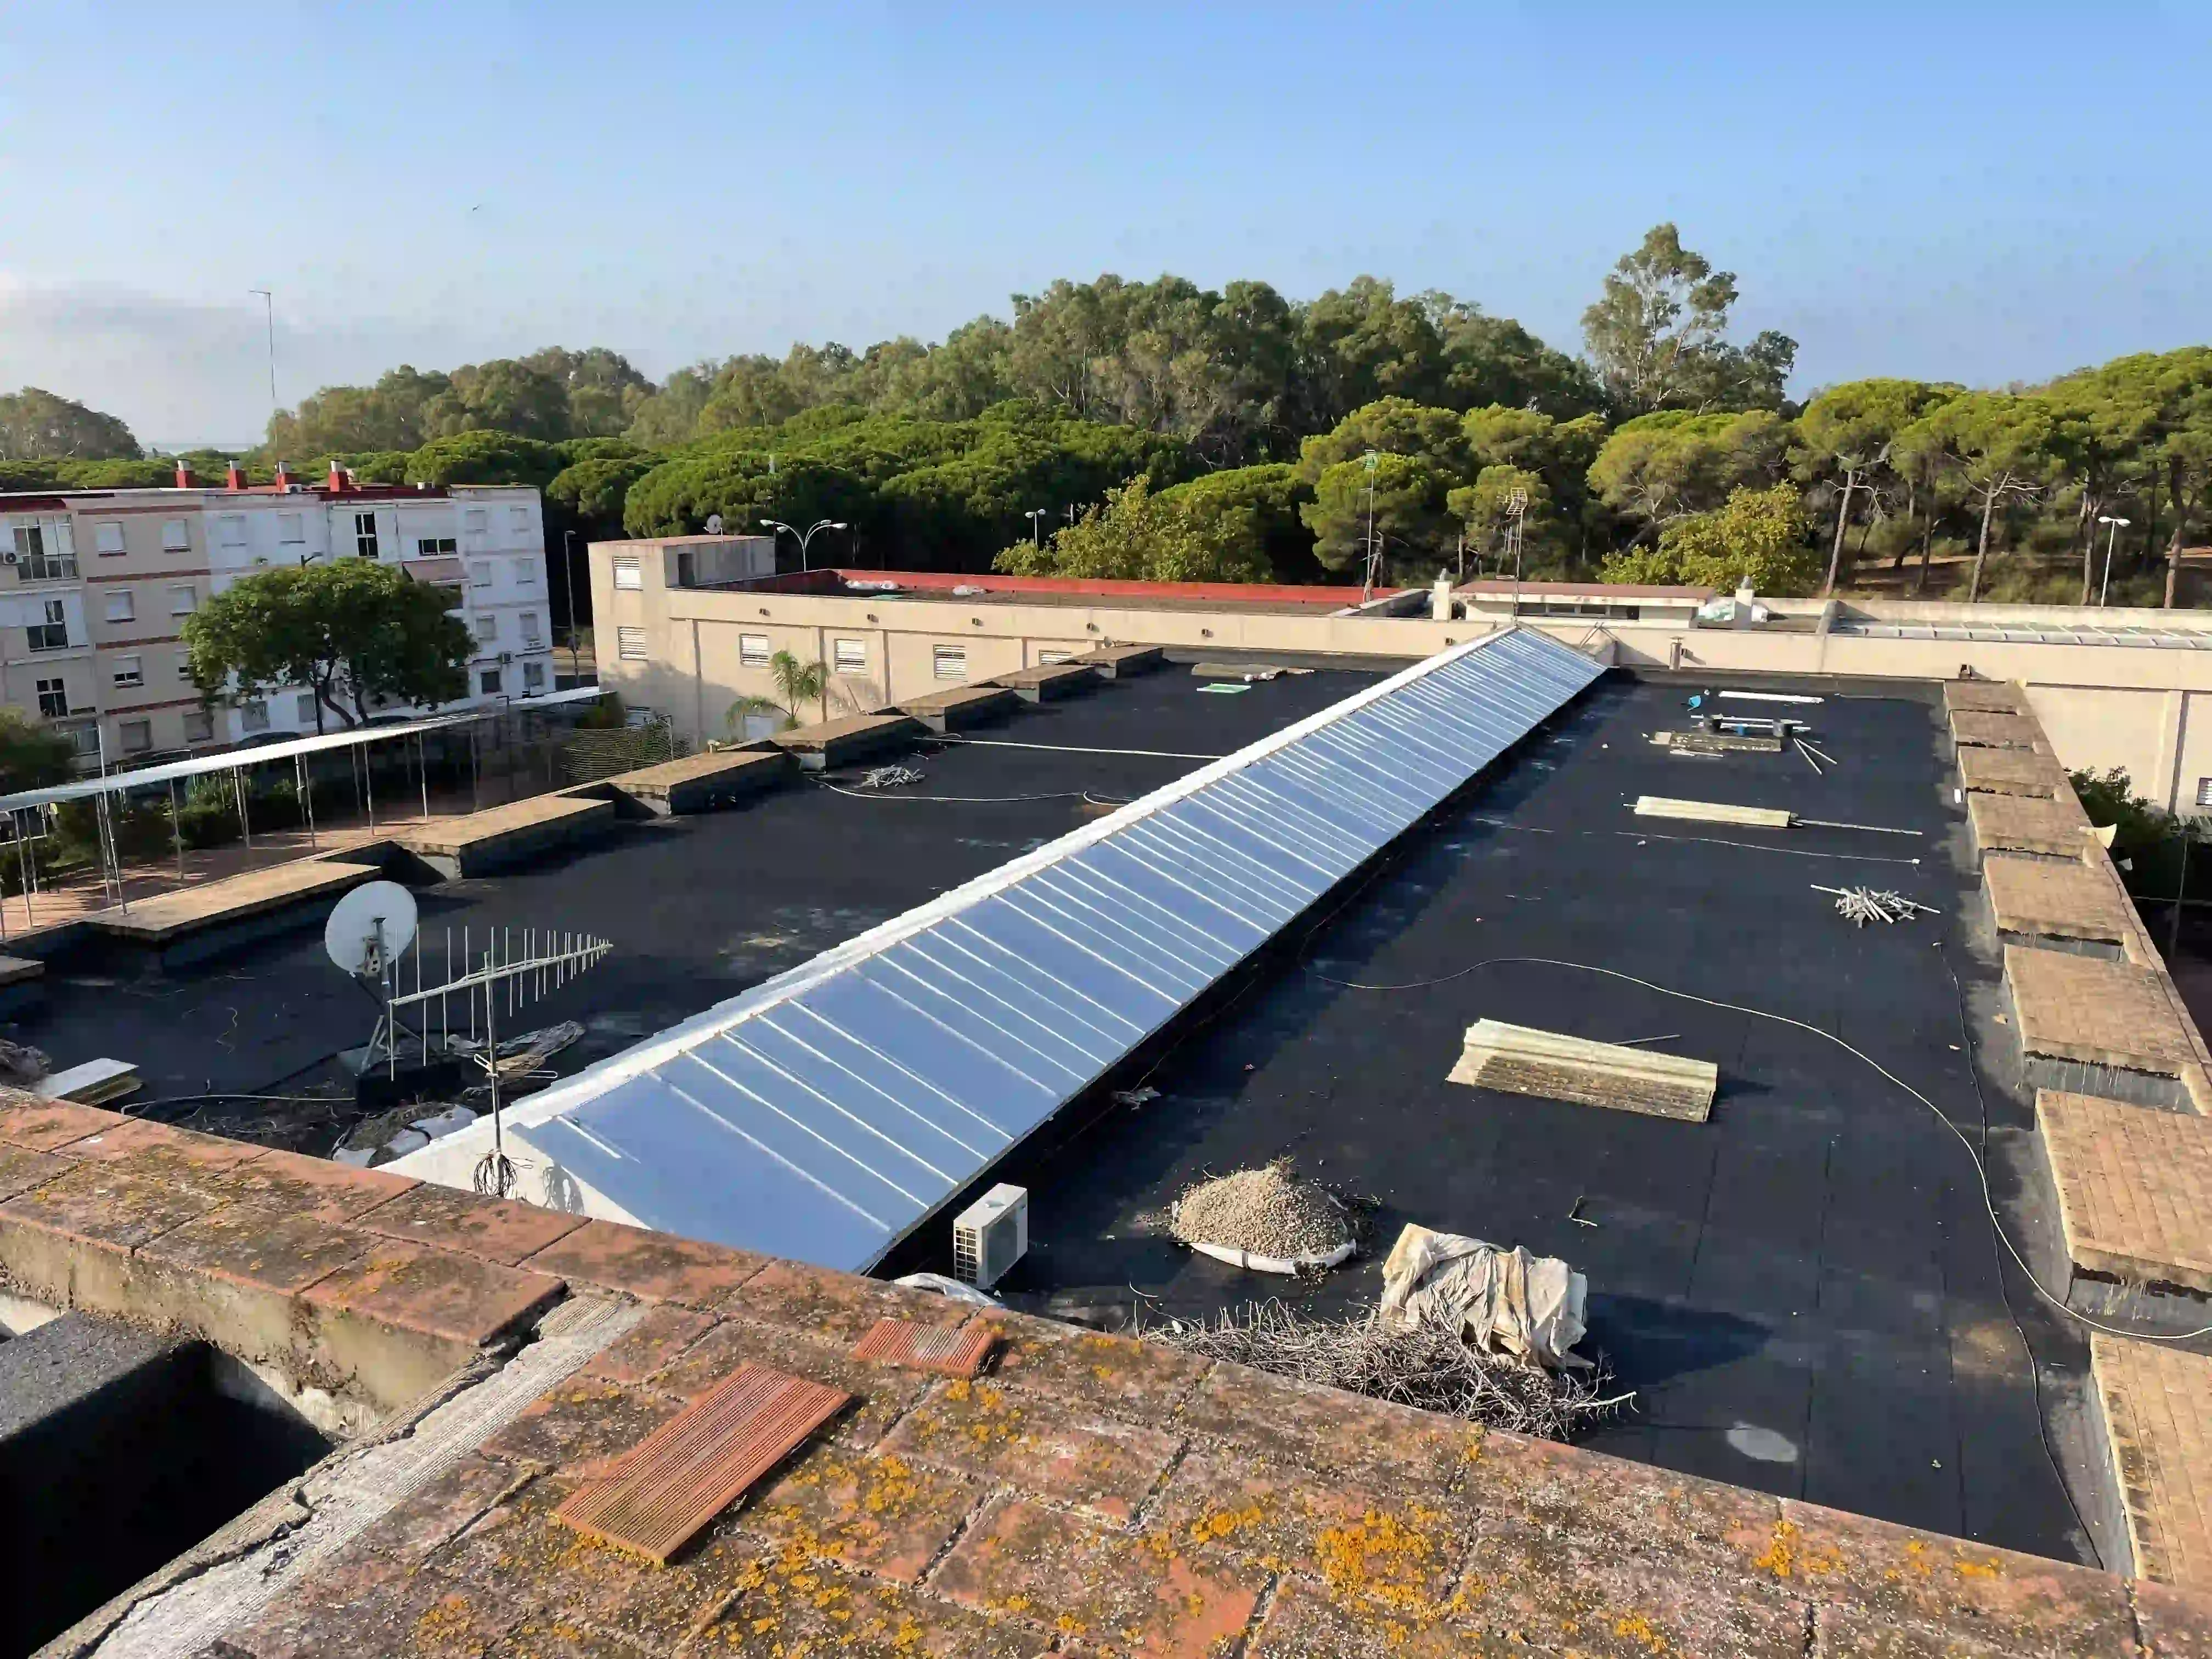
left=3, top=1, right=2209, bottom=445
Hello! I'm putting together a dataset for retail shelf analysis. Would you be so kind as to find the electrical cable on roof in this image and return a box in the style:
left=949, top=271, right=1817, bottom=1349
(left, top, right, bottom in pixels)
left=812, top=779, right=1130, bottom=806
left=1304, top=949, right=2212, bottom=1344
left=925, top=736, right=1224, bottom=761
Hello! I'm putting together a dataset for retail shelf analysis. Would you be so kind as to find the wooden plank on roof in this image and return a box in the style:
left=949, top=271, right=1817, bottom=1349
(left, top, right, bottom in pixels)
left=1449, top=1020, right=1718, bottom=1122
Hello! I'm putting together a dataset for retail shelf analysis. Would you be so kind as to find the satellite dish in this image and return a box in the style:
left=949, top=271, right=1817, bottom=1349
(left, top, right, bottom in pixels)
left=325, top=881, right=419, bottom=975
left=704, top=513, right=724, bottom=534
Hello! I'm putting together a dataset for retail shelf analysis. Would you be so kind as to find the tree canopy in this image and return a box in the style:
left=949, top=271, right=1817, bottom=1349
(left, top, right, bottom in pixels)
left=182, top=561, right=471, bottom=732
left=0, top=387, right=139, bottom=461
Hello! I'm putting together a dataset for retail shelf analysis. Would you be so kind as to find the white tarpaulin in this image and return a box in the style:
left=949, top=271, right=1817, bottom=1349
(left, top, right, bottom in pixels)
left=1379, top=1223, right=1590, bottom=1369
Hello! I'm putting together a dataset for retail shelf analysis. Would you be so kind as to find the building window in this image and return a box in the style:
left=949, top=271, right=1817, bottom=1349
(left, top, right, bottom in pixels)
left=2199, top=777, right=2212, bottom=809
left=169, top=585, right=196, bottom=614
left=523, top=660, right=546, bottom=692
left=62, top=724, right=98, bottom=758
left=95, top=522, right=126, bottom=556
left=112, top=654, right=144, bottom=689
left=832, top=637, right=867, bottom=674
left=932, top=644, right=968, bottom=681
left=739, top=633, right=771, bottom=667
left=120, top=719, right=152, bottom=753
left=520, top=612, right=542, bottom=647
left=354, top=511, right=379, bottom=558
left=470, top=561, right=492, bottom=589
left=161, top=518, right=189, bottom=552
left=464, top=508, right=488, bottom=540
left=276, top=511, right=304, bottom=545
left=35, top=678, right=66, bottom=718
left=1036, top=648, right=1074, bottom=665
left=239, top=701, right=270, bottom=733
left=515, top=560, right=536, bottom=588
left=27, top=600, right=68, bottom=652
left=12, top=522, right=77, bottom=580
left=183, top=709, right=213, bottom=743
left=416, top=537, right=458, bottom=557
left=509, top=505, right=529, bottom=531
left=472, top=613, right=498, bottom=644
left=479, top=667, right=503, bottom=695
left=217, top=515, right=246, bottom=549
left=617, top=626, right=647, bottom=661
left=296, top=693, right=319, bottom=723
left=612, top=558, right=643, bottom=591
left=105, top=590, right=136, bottom=623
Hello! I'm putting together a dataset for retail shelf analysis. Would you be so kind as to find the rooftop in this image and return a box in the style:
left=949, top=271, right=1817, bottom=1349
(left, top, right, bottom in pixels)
left=5, top=636, right=2211, bottom=1651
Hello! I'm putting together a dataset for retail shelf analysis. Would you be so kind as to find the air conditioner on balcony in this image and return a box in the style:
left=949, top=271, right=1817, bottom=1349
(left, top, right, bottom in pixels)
left=952, top=1185, right=1028, bottom=1290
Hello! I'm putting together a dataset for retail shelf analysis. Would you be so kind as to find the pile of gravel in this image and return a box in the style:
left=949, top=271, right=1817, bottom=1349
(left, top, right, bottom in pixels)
left=1170, top=1160, right=1350, bottom=1259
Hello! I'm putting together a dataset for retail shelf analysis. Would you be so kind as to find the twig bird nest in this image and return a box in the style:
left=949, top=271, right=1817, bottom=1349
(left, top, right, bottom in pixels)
left=1170, top=1159, right=1353, bottom=1271
left=1139, top=1300, right=1626, bottom=1442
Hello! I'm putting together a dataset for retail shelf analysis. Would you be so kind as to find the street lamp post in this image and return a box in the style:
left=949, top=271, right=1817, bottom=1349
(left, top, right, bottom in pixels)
left=561, top=529, right=580, bottom=678
left=1359, top=450, right=1381, bottom=602
left=247, top=288, right=276, bottom=420
left=2097, top=515, right=2132, bottom=607
left=1024, top=508, right=1049, bottom=549
left=759, top=518, right=849, bottom=573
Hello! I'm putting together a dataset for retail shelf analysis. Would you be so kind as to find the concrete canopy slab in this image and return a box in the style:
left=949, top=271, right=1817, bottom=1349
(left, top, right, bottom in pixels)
left=2005, top=945, right=2200, bottom=1075
left=768, top=713, right=924, bottom=770
left=397, top=794, right=614, bottom=877
left=1951, top=709, right=2045, bottom=749
left=1959, top=746, right=2067, bottom=797
left=1944, top=680, right=2025, bottom=715
left=1070, top=643, right=1165, bottom=678
left=988, top=661, right=1098, bottom=701
left=894, top=684, right=1020, bottom=732
left=1985, top=855, right=2134, bottom=944
left=1968, top=792, right=2093, bottom=861
left=88, top=858, right=382, bottom=944
left=2039, top=1090, right=2212, bottom=1293
left=599, top=747, right=795, bottom=815
left=2091, top=1334, right=2212, bottom=1589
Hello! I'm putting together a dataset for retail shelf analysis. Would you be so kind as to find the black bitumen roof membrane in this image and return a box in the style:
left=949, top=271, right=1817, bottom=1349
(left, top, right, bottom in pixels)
left=17, top=663, right=1380, bottom=1134
left=993, top=675, right=2090, bottom=1563
left=14, top=659, right=2091, bottom=1563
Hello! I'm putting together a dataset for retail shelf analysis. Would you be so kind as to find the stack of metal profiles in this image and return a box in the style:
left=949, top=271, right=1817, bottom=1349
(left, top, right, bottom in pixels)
left=481, top=629, right=1604, bottom=1270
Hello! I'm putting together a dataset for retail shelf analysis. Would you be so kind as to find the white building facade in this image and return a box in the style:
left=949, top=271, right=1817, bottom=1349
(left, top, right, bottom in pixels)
left=0, top=464, right=555, bottom=767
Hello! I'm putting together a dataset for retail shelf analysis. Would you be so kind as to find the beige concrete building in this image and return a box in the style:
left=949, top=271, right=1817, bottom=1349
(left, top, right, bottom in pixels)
left=589, top=537, right=2212, bottom=810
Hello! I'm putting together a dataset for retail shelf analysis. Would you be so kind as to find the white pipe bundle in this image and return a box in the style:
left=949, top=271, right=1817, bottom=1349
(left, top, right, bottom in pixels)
left=1813, top=884, right=1938, bottom=927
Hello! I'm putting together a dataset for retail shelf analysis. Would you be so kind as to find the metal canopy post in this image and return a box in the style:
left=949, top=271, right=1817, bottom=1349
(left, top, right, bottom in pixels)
left=364, top=741, right=376, bottom=830
left=297, top=754, right=317, bottom=849
left=16, top=812, right=33, bottom=932
left=233, top=766, right=253, bottom=851
left=419, top=733, right=430, bottom=821
left=168, top=777, right=184, bottom=877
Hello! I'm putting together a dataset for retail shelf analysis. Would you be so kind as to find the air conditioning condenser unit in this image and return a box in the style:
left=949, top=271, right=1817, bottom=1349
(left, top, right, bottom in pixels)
left=952, top=1184, right=1028, bottom=1290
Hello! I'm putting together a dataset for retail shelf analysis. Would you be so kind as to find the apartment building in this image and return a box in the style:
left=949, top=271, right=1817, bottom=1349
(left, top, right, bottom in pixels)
left=0, top=462, right=553, bottom=768
left=590, top=538, right=2212, bottom=810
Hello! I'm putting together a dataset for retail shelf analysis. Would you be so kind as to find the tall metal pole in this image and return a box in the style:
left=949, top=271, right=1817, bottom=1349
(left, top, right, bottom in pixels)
left=247, top=288, right=276, bottom=420
left=170, top=777, right=184, bottom=877
left=562, top=529, right=580, bottom=680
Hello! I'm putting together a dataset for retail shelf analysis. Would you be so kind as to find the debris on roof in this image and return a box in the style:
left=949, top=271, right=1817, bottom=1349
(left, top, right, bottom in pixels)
left=1449, top=1019, right=1718, bottom=1122
left=1169, top=1160, right=1353, bottom=1273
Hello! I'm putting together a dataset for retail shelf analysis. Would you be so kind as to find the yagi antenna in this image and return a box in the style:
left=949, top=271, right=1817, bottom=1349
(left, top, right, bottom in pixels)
left=324, top=887, right=611, bottom=1199
left=385, top=926, right=612, bottom=1201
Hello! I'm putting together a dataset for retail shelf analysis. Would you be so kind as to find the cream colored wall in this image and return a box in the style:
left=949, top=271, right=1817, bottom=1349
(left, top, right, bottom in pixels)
left=591, top=538, right=2212, bottom=794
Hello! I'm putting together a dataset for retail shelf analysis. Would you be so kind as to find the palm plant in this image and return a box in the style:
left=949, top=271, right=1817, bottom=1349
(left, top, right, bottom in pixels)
left=726, top=650, right=829, bottom=736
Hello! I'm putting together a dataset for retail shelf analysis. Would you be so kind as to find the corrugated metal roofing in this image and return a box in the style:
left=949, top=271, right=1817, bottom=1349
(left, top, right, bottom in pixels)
left=462, top=628, right=1602, bottom=1271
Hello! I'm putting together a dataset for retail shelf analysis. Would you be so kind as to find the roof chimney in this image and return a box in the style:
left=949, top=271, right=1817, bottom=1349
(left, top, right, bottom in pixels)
left=273, top=460, right=294, bottom=490
left=326, top=460, right=348, bottom=493
left=225, top=460, right=247, bottom=491
left=174, top=460, right=199, bottom=489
